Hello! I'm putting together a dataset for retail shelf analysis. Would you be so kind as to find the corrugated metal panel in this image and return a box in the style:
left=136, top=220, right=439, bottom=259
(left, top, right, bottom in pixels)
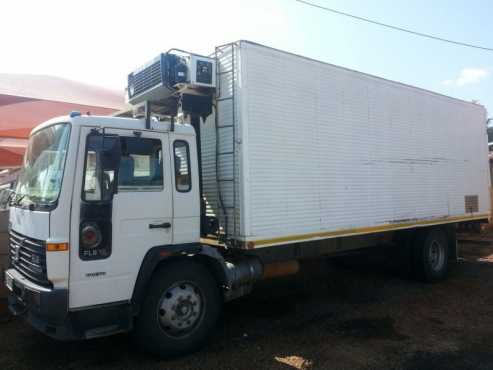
left=201, top=41, right=489, bottom=246
left=238, top=41, right=490, bottom=244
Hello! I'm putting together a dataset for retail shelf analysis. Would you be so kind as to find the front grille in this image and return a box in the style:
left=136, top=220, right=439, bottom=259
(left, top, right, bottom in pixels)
left=129, top=59, right=163, bottom=97
left=9, top=230, right=50, bottom=287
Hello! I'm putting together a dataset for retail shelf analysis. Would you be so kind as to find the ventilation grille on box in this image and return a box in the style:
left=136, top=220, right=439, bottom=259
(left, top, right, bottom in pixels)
left=465, top=195, right=479, bottom=213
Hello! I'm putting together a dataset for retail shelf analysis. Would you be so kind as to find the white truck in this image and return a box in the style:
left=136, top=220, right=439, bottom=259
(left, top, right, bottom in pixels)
left=5, top=41, right=490, bottom=357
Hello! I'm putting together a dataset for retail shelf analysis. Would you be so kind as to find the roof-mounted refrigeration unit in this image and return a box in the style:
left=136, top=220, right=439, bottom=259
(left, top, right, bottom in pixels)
left=127, top=50, right=216, bottom=119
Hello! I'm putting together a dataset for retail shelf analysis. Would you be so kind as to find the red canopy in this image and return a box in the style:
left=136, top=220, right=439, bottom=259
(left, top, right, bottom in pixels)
left=0, top=137, right=26, bottom=168
left=0, top=75, right=130, bottom=169
left=0, top=95, right=119, bottom=169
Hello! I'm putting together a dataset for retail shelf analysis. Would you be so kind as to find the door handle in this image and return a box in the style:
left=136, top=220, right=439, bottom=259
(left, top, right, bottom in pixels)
left=149, top=222, right=172, bottom=229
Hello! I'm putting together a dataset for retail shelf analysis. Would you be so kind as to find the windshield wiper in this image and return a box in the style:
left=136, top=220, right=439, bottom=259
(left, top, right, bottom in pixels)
left=11, top=194, right=40, bottom=210
left=10, top=194, right=25, bottom=207
left=9, top=192, right=51, bottom=210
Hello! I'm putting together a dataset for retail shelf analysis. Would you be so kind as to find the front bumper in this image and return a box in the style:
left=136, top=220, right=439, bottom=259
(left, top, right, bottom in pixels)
left=5, top=268, right=133, bottom=340
left=5, top=268, right=75, bottom=339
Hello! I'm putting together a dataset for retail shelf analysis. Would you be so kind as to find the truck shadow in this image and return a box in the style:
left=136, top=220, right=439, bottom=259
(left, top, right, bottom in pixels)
left=3, top=239, right=493, bottom=369
left=0, top=255, right=410, bottom=369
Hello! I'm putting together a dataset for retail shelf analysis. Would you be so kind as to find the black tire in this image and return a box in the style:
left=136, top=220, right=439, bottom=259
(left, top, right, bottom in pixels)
left=412, top=228, right=449, bottom=282
left=133, top=260, right=221, bottom=358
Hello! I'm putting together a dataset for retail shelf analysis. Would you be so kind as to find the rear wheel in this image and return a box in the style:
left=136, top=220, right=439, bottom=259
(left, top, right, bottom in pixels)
left=134, top=260, right=221, bottom=358
left=413, top=228, right=449, bottom=282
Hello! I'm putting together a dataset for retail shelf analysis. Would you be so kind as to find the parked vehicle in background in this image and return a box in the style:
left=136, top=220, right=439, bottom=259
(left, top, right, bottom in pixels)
left=0, top=178, right=15, bottom=211
left=5, top=41, right=490, bottom=357
left=0, top=186, right=11, bottom=211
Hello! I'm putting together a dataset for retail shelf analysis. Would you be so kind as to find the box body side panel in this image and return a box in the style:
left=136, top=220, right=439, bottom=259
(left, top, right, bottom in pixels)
left=239, top=41, right=490, bottom=245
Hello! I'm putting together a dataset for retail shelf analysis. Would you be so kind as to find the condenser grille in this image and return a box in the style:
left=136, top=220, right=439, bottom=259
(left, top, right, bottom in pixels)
left=129, top=59, right=163, bottom=98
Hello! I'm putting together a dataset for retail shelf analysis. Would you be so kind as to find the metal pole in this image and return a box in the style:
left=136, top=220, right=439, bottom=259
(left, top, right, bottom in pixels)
left=145, top=101, right=151, bottom=129
left=190, top=114, right=206, bottom=235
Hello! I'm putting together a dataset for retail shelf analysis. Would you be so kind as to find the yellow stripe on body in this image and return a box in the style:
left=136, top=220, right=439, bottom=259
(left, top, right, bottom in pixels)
left=249, top=213, right=490, bottom=248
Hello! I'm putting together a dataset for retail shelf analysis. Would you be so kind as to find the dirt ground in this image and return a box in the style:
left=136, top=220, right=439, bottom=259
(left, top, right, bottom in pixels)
left=2, top=232, right=493, bottom=370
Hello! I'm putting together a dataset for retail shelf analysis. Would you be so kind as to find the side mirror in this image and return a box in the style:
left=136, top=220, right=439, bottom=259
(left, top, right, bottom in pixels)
left=100, top=136, right=121, bottom=200
left=101, top=136, right=121, bottom=171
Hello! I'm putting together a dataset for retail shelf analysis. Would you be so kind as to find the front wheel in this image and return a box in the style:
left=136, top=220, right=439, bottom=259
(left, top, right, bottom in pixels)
left=134, top=260, right=221, bottom=358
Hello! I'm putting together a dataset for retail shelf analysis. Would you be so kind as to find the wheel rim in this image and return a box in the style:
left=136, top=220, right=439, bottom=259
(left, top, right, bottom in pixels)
left=157, top=281, right=204, bottom=338
left=428, top=240, right=445, bottom=272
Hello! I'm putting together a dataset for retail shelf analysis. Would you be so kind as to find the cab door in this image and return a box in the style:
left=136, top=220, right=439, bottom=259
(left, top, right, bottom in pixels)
left=69, top=127, right=172, bottom=309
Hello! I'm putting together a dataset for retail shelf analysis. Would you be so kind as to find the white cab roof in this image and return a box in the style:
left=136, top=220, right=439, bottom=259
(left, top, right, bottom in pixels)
left=32, top=115, right=196, bottom=137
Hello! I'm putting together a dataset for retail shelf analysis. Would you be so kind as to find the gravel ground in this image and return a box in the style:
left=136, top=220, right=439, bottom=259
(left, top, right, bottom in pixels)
left=2, top=232, right=493, bottom=370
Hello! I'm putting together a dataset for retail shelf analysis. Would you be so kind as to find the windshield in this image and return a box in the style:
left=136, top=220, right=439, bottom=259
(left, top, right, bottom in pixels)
left=15, top=123, right=71, bottom=206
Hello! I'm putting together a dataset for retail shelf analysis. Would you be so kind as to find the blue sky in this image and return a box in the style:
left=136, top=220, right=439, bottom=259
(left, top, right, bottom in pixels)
left=1, top=0, right=492, bottom=115
left=281, top=0, right=493, bottom=113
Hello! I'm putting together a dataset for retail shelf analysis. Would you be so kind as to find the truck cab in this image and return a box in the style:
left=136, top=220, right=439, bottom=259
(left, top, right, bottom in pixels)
left=5, top=113, right=223, bottom=346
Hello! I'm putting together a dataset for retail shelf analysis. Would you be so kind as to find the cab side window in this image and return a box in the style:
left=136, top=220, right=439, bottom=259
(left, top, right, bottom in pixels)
left=118, top=137, right=163, bottom=192
left=173, top=140, right=191, bottom=192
